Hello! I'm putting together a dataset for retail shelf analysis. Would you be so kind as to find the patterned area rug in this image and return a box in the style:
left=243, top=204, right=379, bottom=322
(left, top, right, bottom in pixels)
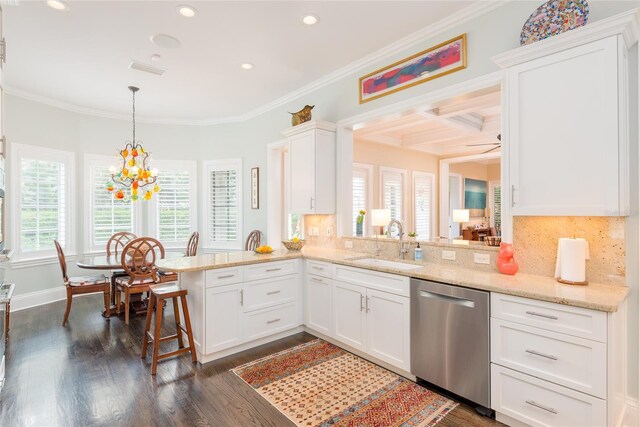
left=231, top=339, right=458, bottom=427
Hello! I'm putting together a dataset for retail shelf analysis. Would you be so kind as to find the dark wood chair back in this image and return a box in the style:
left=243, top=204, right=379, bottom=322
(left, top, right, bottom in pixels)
left=107, top=232, right=137, bottom=257
left=54, top=240, right=69, bottom=283
left=186, top=232, right=199, bottom=256
left=245, top=230, right=262, bottom=251
left=120, top=237, right=165, bottom=284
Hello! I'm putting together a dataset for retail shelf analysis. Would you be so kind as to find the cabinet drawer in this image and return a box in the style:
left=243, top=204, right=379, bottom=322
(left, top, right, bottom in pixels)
left=243, top=276, right=298, bottom=312
left=305, top=260, right=332, bottom=278
left=244, top=260, right=298, bottom=281
left=205, top=266, right=243, bottom=288
left=491, top=365, right=606, bottom=427
left=491, top=293, right=607, bottom=342
left=491, top=318, right=606, bottom=398
left=244, top=303, right=299, bottom=341
left=333, top=264, right=409, bottom=297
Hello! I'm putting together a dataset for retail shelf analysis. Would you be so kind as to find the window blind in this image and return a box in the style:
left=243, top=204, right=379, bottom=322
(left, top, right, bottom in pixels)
left=492, top=184, right=502, bottom=228
left=91, top=165, right=134, bottom=247
left=20, top=158, right=66, bottom=251
left=157, top=170, right=191, bottom=242
left=414, top=173, right=433, bottom=240
left=209, top=168, right=238, bottom=243
left=352, top=169, right=367, bottom=235
left=382, top=169, right=404, bottom=237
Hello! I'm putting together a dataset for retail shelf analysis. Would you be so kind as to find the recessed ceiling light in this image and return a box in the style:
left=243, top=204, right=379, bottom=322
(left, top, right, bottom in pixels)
left=302, top=14, right=319, bottom=25
left=46, top=0, right=69, bottom=11
left=240, top=63, right=254, bottom=70
left=150, top=54, right=162, bottom=62
left=177, top=5, right=197, bottom=18
left=150, top=34, right=181, bottom=49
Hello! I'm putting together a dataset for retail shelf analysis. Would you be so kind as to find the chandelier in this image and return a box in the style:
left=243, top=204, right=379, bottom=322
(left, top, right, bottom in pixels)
left=107, top=86, right=159, bottom=201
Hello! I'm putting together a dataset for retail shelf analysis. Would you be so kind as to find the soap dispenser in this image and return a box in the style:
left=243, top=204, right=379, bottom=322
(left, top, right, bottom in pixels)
left=414, top=242, right=423, bottom=261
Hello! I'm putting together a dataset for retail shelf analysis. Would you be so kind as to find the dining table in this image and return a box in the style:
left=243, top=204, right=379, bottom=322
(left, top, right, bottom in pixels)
left=76, top=251, right=184, bottom=317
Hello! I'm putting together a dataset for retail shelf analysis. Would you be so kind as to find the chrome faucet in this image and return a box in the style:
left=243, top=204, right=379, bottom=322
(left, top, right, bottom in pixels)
left=387, top=219, right=409, bottom=259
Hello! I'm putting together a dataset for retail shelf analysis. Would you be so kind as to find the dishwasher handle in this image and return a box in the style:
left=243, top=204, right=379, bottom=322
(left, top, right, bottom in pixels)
left=419, top=290, right=475, bottom=308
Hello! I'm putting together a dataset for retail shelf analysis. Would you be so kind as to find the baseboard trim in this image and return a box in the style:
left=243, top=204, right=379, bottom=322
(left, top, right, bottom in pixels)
left=10, top=286, right=67, bottom=312
left=623, top=397, right=639, bottom=427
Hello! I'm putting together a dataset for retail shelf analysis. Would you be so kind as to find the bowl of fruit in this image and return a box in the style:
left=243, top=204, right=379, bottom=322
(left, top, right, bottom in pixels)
left=254, top=245, right=274, bottom=254
left=282, top=237, right=306, bottom=251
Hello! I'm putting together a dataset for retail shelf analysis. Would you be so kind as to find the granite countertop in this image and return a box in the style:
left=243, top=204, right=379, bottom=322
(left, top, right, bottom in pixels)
left=156, top=247, right=628, bottom=313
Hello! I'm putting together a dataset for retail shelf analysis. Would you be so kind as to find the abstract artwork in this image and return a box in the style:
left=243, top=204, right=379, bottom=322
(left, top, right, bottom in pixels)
left=464, top=178, right=487, bottom=210
left=520, top=0, right=589, bottom=46
left=359, top=34, right=466, bottom=104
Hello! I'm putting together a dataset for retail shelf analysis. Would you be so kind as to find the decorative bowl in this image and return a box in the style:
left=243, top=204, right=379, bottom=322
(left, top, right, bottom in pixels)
left=254, top=249, right=274, bottom=254
left=485, top=236, right=502, bottom=247
left=282, top=240, right=306, bottom=251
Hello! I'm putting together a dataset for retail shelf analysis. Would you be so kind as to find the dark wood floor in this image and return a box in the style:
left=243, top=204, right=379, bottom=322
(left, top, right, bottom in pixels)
left=0, top=294, right=504, bottom=426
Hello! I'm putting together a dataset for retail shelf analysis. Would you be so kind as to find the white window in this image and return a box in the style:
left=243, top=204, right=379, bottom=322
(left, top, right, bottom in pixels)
left=413, top=171, right=435, bottom=240
left=203, top=159, right=242, bottom=250
left=282, top=150, right=302, bottom=239
left=84, top=154, right=140, bottom=253
left=352, top=163, right=373, bottom=237
left=149, top=160, right=197, bottom=248
left=490, top=181, right=501, bottom=229
left=11, top=143, right=75, bottom=261
left=380, top=167, right=406, bottom=237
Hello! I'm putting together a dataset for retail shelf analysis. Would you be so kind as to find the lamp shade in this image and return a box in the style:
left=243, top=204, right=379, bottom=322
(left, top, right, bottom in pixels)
left=452, top=209, right=470, bottom=223
left=371, top=209, right=391, bottom=227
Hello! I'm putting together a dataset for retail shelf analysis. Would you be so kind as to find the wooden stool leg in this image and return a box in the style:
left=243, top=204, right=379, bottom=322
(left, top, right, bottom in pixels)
left=172, top=297, right=184, bottom=349
left=103, top=285, right=111, bottom=319
left=151, top=297, right=163, bottom=375
left=5, top=301, right=9, bottom=343
left=141, top=294, right=155, bottom=359
left=62, top=287, right=72, bottom=326
left=124, top=291, right=131, bottom=325
left=180, top=294, right=197, bottom=364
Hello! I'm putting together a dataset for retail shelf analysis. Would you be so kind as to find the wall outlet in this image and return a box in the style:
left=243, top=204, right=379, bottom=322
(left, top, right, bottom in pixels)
left=309, top=227, right=319, bottom=236
left=474, top=253, right=491, bottom=265
left=344, top=240, right=354, bottom=249
left=442, top=250, right=456, bottom=261
left=326, top=227, right=332, bottom=236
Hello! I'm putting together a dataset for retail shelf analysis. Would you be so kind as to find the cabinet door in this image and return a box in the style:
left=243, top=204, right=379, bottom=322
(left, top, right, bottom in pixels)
left=365, top=289, right=410, bottom=371
left=205, top=283, right=244, bottom=353
left=508, top=36, right=622, bottom=216
left=289, top=132, right=315, bottom=214
left=333, top=280, right=366, bottom=351
left=304, top=274, right=332, bottom=336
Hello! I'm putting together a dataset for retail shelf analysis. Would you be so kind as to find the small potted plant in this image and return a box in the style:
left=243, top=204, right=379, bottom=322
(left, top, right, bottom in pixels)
left=356, top=210, right=366, bottom=237
left=407, top=231, right=417, bottom=241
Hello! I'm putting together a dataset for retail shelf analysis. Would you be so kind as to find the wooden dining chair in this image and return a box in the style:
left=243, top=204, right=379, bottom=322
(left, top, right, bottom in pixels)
left=186, top=231, right=199, bottom=256
left=245, top=230, right=262, bottom=251
left=115, top=237, right=175, bottom=325
left=55, top=240, right=110, bottom=326
left=107, top=232, right=137, bottom=257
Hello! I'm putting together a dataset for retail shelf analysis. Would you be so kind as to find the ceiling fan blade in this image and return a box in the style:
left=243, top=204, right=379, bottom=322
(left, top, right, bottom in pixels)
left=482, top=145, right=501, bottom=154
left=466, top=142, right=501, bottom=147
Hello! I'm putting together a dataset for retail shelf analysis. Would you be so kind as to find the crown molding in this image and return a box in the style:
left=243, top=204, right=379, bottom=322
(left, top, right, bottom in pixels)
left=492, top=8, right=640, bottom=68
left=6, top=0, right=508, bottom=127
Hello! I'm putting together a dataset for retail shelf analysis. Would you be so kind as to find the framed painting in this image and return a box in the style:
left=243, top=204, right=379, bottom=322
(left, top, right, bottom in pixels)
left=464, top=178, right=487, bottom=216
left=251, top=167, right=259, bottom=209
left=359, top=34, right=467, bottom=104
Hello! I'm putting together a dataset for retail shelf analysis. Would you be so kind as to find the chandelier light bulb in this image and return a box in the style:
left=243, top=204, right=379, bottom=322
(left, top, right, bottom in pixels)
left=130, top=165, right=140, bottom=176
left=109, top=165, right=117, bottom=174
left=151, top=168, right=159, bottom=177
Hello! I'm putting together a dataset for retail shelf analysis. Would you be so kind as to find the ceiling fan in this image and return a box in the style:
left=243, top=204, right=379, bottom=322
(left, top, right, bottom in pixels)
left=467, top=134, right=501, bottom=154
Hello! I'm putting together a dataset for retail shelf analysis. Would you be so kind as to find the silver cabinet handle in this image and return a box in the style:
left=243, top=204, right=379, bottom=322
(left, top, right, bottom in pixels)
left=217, top=274, right=234, bottom=279
left=310, top=197, right=315, bottom=210
left=267, top=318, right=281, bottom=324
left=525, top=311, right=558, bottom=320
left=419, top=290, right=475, bottom=308
left=526, top=349, right=558, bottom=361
left=240, top=290, right=244, bottom=306
left=1, top=38, right=6, bottom=64
left=311, top=277, right=323, bottom=282
left=266, top=290, right=281, bottom=295
left=312, top=266, right=323, bottom=271
left=360, top=294, right=364, bottom=312
left=266, top=268, right=282, bottom=272
left=511, top=185, right=517, bottom=206
left=366, top=296, right=370, bottom=313
left=525, top=400, right=558, bottom=414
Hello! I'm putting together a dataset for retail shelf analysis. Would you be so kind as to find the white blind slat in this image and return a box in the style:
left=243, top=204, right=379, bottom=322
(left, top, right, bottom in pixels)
left=157, top=170, right=193, bottom=242
left=382, top=170, right=404, bottom=237
left=352, top=169, right=367, bottom=235
left=91, top=165, right=134, bottom=248
left=414, top=174, right=433, bottom=240
left=209, top=168, right=238, bottom=243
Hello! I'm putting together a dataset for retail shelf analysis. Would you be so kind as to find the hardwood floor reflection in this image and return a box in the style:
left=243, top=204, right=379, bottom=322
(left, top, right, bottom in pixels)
left=1, top=294, right=503, bottom=426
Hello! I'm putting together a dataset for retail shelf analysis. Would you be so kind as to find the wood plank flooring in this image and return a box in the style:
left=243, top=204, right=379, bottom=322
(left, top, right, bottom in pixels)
left=0, top=294, right=504, bottom=426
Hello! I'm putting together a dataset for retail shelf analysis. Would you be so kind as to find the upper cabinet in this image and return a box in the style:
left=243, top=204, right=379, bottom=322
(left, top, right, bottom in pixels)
left=283, top=120, right=336, bottom=214
left=493, top=11, right=638, bottom=216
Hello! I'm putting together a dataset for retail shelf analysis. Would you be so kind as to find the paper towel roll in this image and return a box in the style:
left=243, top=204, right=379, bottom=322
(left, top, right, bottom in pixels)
left=555, top=238, right=590, bottom=283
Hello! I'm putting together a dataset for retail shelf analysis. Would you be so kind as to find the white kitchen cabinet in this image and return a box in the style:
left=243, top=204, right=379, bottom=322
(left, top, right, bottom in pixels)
left=366, top=288, right=411, bottom=372
left=205, top=283, right=244, bottom=353
left=333, top=280, right=366, bottom=352
left=493, top=16, right=636, bottom=216
left=304, top=274, right=333, bottom=336
left=283, top=120, right=336, bottom=214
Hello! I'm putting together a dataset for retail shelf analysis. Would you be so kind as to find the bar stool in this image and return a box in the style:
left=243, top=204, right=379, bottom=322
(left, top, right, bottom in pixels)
left=141, top=282, right=197, bottom=375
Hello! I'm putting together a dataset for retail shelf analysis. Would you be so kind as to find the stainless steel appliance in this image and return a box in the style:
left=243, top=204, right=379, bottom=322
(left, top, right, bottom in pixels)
left=410, top=279, right=490, bottom=408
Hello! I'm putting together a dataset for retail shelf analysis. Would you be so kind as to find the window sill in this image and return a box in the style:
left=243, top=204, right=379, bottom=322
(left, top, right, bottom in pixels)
left=9, top=253, right=77, bottom=269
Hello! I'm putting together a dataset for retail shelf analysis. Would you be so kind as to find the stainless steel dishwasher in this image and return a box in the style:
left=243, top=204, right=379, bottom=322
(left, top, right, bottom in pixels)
left=410, top=278, right=490, bottom=409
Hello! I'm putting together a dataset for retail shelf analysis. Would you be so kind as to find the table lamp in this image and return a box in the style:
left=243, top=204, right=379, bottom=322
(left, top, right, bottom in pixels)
left=452, top=209, right=469, bottom=239
left=371, top=208, right=391, bottom=256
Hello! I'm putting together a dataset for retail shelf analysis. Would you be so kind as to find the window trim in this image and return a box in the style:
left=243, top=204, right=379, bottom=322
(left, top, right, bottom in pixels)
left=352, top=162, right=373, bottom=237
left=379, top=166, right=408, bottom=225
left=412, top=170, right=436, bottom=240
left=10, top=143, right=76, bottom=262
left=202, top=158, right=243, bottom=250
left=147, top=159, right=198, bottom=249
left=83, top=154, right=142, bottom=254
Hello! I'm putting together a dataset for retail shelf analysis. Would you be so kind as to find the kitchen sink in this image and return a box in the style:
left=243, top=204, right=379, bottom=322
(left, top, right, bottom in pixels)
left=351, top=258, right=423, bottom=271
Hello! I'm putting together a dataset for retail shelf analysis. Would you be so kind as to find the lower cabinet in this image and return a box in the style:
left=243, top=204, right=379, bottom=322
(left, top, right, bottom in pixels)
left=205, top=283, right=244, bottom=354
left=333, top=281, right=367, bottom=352
left=304, top=273, right=333, bottom=336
